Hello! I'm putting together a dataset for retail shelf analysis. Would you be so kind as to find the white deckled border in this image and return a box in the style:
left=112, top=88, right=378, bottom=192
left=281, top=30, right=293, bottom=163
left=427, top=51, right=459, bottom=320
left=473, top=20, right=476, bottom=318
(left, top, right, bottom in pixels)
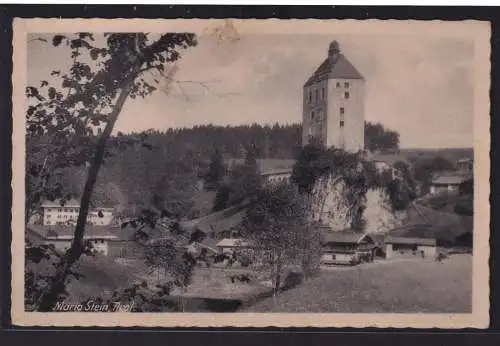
left=11, top=18, right=491, bottom=328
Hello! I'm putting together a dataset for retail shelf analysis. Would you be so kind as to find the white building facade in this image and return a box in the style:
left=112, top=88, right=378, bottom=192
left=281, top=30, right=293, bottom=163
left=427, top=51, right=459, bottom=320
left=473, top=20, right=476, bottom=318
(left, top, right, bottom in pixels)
left=302, top=41, right=365, bottom=153
left=41, top=198, right=114, bottom=226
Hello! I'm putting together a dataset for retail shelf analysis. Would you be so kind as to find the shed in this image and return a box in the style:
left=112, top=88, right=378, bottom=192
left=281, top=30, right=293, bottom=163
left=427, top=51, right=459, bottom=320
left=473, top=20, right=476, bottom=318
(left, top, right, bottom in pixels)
left=384, top=235, right=437, bottom=259
left=320, top=231, right=378, bottom=265
left=216, top=238, right=250, bottom=254
left=430, top=174, right=473, bottom=196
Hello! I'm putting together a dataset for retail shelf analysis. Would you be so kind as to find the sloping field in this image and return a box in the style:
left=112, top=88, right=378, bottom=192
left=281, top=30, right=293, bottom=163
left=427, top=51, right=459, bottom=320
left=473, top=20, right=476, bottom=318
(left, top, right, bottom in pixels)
left=246, top=254, right=472, bottom=313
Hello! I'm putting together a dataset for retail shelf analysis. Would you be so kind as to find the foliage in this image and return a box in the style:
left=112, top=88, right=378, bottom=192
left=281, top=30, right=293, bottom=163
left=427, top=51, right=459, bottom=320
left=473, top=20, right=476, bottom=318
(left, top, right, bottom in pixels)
left=291, top=144, right=416, bottom=234
left=411, top=155, right=455, bottom=194
left=212, top=150, right=263, bottom=211
left=243, top=181, right=307, bottom=295
left=364, top=121, right=400, bottom=153
left=26, top=32, right=198, bottom=311
left=454, top=198, right=473, bottom=216
left=203, top=149, right=226, bottom=191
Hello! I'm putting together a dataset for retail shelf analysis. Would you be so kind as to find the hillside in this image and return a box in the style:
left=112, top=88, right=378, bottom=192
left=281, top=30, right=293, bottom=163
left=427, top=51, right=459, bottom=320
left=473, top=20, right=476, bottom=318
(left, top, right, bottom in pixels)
left=400, top=148, right=473, bottom=166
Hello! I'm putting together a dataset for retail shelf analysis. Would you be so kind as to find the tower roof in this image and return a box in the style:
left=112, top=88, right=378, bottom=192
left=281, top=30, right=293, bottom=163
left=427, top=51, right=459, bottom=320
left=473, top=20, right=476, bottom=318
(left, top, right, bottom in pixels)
left=304, top=42, right=364, bottom=86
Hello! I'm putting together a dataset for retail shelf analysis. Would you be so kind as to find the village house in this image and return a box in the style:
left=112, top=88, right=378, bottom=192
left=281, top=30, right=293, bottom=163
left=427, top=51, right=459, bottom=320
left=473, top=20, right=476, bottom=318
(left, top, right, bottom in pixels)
left=456, top=157, right=473, bottom=173
left=320, top=231, right=378, bottom=265
left=429, top=174, right=473, bottom=196
left=216, top=238, right=251, bottom=255
left=384, top=235, right=437, bottom=259
left=260, top=168, right=292, bottom=184
left=27, top=224, right=119, bottom=256
left=41, top=198, right=114, bottom=226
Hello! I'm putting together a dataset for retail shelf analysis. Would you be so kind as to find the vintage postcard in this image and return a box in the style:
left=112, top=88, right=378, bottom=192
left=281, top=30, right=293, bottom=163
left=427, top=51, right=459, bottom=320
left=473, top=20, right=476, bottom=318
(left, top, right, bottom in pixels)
left=11, top=18, right=490, bottom=328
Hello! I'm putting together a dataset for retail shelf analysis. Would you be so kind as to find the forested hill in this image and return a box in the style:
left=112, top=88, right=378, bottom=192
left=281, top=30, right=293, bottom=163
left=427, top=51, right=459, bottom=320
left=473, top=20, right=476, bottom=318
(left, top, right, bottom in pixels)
left=42, top=122, right=400, bottom=217
left=124, top=123, right=304, bottom=160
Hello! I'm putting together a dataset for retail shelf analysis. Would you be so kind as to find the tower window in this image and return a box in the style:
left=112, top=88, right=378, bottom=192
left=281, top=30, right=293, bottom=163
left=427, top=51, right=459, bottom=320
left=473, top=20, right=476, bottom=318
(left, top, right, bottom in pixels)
left=344, top=92, right=350, bottom=100
left=344, top=81, right=350, bottom=88
left=340, top=107, right=345, bottom=115
left=340, top=121, right=345, bottom=128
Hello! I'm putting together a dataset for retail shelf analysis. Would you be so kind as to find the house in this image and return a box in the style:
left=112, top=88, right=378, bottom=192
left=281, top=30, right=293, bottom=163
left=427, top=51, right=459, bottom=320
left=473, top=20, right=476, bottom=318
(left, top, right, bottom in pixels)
left=179, top=206, right=248, bottom=253
left=363, top=152, right=410, bottom=181
left=261, top=168, right=293, bottom=184
left=456, top=157, right=473, bottom=173
left=216, top=238, right=251, bottom=255
left=41, top=198, right=114, bottom=226
left=302, top=40, right=365, bottom=153
left=430, top=174, right=473, bottom=196
left=320, top=231, right=377, bottom=265
left=28, top=224, right=119, bottom=256
left=384, top=235, right=437, bottom=259
left=225, top=158, right=296, bottom=184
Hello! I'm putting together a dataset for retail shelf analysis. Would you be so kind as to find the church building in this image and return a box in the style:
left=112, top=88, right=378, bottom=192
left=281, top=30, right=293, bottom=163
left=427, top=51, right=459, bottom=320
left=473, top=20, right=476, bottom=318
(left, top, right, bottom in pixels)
left=302, top=41, right=365, bottom=153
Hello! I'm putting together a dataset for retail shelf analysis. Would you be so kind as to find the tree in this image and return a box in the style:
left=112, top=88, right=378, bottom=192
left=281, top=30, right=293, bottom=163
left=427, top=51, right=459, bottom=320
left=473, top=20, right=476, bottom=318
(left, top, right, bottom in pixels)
left=364, top=121, right=400, bottom=153
left=204, top=149, right=226, bottom=191
left=291, top=143, right=330, bottom=194
left=412, top=155, right=455, bottom=195
left=243, top=181, right=305, bottom=296
left=26, top=32, right=198, bottom=311
left=212, top=150, right=263, bottom=211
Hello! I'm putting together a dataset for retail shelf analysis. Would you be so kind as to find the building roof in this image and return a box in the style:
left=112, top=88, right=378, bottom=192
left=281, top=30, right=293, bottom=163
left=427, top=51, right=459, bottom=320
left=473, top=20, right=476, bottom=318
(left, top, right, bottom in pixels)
left=384, top=236, right=437, bottom=246
left=40, top=198, right=115, bottom=209
left=216, top=238, right=250, bottom=248
left=41, top=198, right=80, bottom=208
left=364, top=153, right=409, bottom=166
left=321, top=231, right=373, bottom=245
left=179, top=205, right=247, bottom=236
left=304, top=53, right=364, bottom=87
left=27, top=223, right=152, bottom=241
left=261, top=168, right=293, bottom=177
left=226, top=158, right=296, bottom=176
left=431, top=174, right=473, bottom=186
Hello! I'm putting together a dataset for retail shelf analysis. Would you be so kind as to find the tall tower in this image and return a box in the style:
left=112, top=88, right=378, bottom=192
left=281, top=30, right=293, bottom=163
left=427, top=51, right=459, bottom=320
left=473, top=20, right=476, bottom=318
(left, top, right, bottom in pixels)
left=302, top=41, right=365, bottom=153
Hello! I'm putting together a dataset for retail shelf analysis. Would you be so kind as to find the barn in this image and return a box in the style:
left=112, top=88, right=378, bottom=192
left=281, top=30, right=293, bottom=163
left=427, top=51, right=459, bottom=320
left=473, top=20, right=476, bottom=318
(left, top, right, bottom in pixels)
left=320, top=231, right=378, bottom=265
left=384, top=236, right=437, bottom=259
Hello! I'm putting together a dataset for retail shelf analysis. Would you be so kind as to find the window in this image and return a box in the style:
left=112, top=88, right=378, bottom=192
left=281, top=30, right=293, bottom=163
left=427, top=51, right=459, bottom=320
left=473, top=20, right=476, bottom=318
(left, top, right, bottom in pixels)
left=58, top=208, right=62, bottom=212
left=336, top=81, right=341, bottom=88
left=309, top=91, right=312, bottom=103
left=315, top=89, right=319, bottom=102
left=344, top=92, right=350, bottom=100
left=311, top=111, right=315, bottom=120
left=344, top=81, right=350, bottom=88
left=321, top=88, right=325, bottom=99
left=340, top=107, right=345, bottom=115
left=340, top=121, right=345, bottom=128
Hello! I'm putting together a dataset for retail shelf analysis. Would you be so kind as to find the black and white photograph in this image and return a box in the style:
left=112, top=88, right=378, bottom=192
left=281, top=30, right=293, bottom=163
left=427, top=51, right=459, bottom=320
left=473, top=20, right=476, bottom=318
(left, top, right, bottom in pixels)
left=11, top=18, right=490, bottom=328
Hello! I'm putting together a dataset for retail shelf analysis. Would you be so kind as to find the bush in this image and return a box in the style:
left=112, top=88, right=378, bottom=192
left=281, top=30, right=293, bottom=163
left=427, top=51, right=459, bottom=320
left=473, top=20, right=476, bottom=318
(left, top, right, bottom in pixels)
left=454, top=198, right=473, bottom=216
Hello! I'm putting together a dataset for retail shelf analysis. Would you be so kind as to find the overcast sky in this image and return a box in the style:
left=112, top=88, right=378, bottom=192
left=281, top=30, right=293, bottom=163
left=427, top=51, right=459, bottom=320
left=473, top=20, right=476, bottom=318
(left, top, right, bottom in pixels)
left=27, top=32, right=474, bottom=149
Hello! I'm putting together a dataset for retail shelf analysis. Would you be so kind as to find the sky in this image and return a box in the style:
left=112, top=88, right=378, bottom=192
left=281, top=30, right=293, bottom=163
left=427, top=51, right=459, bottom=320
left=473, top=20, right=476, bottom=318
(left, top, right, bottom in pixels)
left=27, top=32, right=474, bottom=149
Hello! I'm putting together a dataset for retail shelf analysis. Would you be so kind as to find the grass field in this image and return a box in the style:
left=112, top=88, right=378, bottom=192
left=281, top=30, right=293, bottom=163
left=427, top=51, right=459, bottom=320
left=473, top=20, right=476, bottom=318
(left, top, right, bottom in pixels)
left=245, top=254, right=472, bottom=313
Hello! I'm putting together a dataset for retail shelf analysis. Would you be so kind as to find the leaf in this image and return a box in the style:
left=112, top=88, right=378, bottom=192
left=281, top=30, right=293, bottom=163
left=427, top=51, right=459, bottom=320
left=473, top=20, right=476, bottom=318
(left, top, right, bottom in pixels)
left=48, top=87, right=56, bottom=100
left=90, top=48, right=99, bottom=61
left=52, top=35, right=66, bottom=46
left=40, top=80, right=48, bottom=87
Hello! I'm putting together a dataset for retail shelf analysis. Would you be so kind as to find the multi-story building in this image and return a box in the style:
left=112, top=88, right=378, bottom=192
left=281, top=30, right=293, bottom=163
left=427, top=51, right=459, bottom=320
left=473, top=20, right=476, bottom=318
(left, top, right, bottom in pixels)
left=41, top=198, right=114, bottom=226
left=302, top=41, right=365, bottom=153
